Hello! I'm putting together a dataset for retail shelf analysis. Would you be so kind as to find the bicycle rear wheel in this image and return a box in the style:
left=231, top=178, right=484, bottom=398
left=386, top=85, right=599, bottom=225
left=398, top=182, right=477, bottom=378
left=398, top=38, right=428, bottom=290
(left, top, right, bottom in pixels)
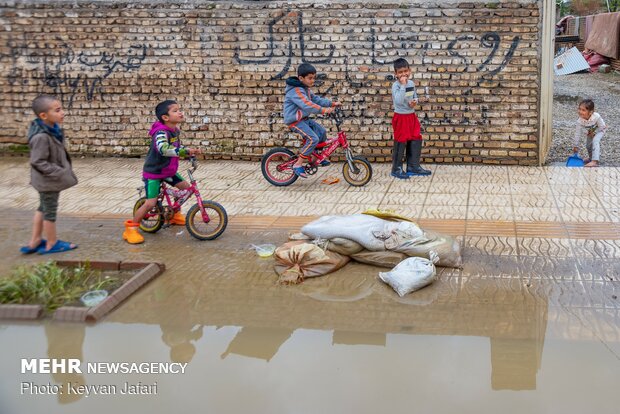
left=186, top=201, right=228, bottom=240
left=133, top=197, right=164, bottom=233
left=261, top=147, right=298, bottom=186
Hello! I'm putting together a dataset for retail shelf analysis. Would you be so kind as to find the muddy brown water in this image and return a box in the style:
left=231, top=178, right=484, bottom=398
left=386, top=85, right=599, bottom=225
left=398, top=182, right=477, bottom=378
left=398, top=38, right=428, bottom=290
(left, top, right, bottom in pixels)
left=1, top=216, right=619, bottom=413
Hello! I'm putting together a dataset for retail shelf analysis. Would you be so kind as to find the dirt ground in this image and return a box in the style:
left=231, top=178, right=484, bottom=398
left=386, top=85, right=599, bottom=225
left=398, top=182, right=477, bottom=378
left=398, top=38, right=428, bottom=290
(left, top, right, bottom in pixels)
left=548, top=71, right=620, bottom=166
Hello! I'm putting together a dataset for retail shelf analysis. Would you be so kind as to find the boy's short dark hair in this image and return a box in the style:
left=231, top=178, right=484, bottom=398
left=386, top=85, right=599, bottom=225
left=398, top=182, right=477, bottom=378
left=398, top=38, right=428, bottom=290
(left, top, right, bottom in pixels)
left=32, top=95, right=59, bottom=116
left=155, top=100, right=177, bottom=122
left=393, top=58, right=410, bottom=72
left=579, top=99, right=595, bottom=112
left=298, top=63, right=317, bottom=78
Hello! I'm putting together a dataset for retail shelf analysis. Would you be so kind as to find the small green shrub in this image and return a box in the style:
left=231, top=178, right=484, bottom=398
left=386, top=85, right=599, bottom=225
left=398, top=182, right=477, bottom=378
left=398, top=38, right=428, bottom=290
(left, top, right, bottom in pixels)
left=0, top=261, right=120, bottom=313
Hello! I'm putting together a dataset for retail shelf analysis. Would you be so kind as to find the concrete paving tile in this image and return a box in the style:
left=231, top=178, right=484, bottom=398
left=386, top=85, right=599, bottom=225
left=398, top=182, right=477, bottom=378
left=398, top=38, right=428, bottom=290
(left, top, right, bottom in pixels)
left=554, top=195, right=605, bottom=209
left=470, top=183, right=512, bottom=195
left=420, top=205, right=467, bottom=220
left=331, top=204, right=372, bottom=215
left=551, top=184, right=595, bottom=197
left=225, top=202, right=293, bottom=216
left=464, top=236, right=518, bottom=256
left=424, top=193, right=468, bottom=206
left=510, top=184, right=553, bottom=195
left=512, top=196, right=556, bottom=209
left=340, top=191, right=386, bottom=205
left=430, top=174, right=471, bottom=183
left=381, top=192, right=425, bottom=205
left=560, top=208, right=611, bottom=223
left=428, top=182, right=472, bottom=194
left=570, top=239, right=620, bottom=259
left=517, top=238, right=573, bottom=258
left=467, top=206, right=514, bottom=221
left=389, top=181, right=432, bottom=193
left=468, top=194, right=512, bottom=207
left=513, top=207, right=562, bottom=222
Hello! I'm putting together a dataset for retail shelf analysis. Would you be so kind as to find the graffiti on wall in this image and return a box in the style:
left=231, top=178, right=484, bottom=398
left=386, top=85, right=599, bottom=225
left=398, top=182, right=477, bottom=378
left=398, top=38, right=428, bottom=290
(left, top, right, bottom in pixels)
left=1, top=37, right=148, bottom=108
left=233, top=10, right=521, bottom=84
left=232, top=9, right=523, bottom=127
left=233, top=10, right=336, bottom=81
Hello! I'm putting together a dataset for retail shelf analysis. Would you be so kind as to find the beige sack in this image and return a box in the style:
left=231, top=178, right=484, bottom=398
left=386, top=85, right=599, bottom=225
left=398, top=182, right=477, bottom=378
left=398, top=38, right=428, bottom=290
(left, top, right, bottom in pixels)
left=350, top=250, right=408, bottom=268
left=274, top=241, right=350, bottom=285
left=389, top=231, right=463, bottom=269
left=325, top=238, right=365, bottom=256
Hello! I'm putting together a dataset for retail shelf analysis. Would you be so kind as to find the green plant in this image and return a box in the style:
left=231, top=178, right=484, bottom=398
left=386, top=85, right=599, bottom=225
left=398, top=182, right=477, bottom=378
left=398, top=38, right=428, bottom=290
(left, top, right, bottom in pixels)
left=0, top=261, right=120, bottom=313
left=610, top=0, right=619, bottom=12
left=556, top=0, right=569, bottom=17
left=569, top=0, right=605, bottom=15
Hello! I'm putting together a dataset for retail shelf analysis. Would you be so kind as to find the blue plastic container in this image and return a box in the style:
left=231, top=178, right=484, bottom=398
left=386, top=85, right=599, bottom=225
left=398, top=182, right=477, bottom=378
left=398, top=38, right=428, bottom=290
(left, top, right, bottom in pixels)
left=566, top=153, right=584, bottom=167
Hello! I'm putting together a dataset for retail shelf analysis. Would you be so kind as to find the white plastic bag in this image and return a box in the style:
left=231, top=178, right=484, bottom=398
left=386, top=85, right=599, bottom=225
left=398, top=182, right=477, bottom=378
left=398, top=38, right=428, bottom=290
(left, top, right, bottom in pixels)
left=378, top=252, right=439, bottom=297
left=301, top=214, right=391, bottom=251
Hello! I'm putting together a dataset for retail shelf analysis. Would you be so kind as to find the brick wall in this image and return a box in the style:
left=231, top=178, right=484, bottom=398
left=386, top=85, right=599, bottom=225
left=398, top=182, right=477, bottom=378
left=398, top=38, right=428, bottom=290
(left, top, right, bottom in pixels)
left=0, top=0, right=543, bottom=165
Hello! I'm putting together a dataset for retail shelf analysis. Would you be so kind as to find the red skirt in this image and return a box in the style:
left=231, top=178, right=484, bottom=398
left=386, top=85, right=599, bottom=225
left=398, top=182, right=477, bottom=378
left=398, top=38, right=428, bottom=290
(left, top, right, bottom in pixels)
left=392, top=113, right=422, bottom=143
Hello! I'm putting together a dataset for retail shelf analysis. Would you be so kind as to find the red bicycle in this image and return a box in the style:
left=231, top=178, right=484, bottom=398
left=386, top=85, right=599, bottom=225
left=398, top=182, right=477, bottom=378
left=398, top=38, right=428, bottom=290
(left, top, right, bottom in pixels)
left=133, top=157, right=228, bottom=240
left=261, top=108, right=373, bottom=187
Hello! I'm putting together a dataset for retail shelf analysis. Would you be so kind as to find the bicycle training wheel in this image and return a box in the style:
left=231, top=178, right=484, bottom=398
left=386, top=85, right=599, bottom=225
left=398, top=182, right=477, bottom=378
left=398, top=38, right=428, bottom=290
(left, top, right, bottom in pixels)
left=186, top=201, right=228, bottom=241
left=133, top=197, right=164, bottom=233
left=342, top=156, right=373, bottom=187
left=261, top=147, right=298, bottom=187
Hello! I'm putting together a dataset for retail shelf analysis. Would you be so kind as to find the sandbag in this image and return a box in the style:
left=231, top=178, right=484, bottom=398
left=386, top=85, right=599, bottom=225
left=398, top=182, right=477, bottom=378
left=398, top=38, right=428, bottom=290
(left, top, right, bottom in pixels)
left=288, top=232, right=311, bottom=241
left=325, top=238, right=365, bottom=256
left=379, top=252, right=439, bottom=297
left=386, top=231, right=463, bottom=269
left=274, top=241, right=350, bottom=285
left=301, top=214, right=423, bottom=251
left=350, top=250, right=408, bottom=268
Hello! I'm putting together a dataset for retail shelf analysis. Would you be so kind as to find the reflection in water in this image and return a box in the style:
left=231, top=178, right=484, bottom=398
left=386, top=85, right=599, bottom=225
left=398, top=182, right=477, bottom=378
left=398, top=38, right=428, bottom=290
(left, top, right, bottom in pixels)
left=160, top=323, right=203, bottom=363
left=114, top=250, right=549, bottom=392
left=44, top=322, right=86, bottom=404
left=332, top=331, right=386, bottom=347
left=221, top=327, right=294, bottom=361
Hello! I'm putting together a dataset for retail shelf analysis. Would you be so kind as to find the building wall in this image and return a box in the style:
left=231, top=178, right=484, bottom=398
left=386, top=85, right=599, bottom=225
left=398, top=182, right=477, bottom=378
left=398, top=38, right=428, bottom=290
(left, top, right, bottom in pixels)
left=0, top=0, right=544, bottom=164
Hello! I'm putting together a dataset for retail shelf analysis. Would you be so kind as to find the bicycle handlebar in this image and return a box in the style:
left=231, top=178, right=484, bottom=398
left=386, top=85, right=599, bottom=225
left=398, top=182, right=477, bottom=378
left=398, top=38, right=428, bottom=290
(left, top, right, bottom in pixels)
left=328, top=107, right=345, bottom=127
left=189, top=156, right=197, bottom=173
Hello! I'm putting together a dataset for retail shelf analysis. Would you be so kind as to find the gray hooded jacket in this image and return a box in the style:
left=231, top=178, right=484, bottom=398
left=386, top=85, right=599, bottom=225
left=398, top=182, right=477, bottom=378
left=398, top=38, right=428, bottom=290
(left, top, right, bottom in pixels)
left=27, top=119, right=78, bottom=192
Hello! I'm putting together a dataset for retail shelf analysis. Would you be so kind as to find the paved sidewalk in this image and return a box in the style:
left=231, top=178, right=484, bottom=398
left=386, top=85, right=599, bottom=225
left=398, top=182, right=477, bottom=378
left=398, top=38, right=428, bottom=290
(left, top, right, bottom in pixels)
left=2, top=156, right=619, bottom=229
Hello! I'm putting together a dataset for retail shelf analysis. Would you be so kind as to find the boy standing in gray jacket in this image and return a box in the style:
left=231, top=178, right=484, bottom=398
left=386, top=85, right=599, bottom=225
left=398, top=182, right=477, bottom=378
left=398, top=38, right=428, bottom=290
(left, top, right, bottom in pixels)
left=20, top=95, right=78, bottom=254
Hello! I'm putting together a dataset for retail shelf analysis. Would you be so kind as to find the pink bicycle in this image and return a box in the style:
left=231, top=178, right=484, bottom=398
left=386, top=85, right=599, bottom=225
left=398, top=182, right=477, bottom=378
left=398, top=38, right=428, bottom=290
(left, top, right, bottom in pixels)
left=261, top=108, right=373, bottom=187
left=133, top=157, right=228, bottom=240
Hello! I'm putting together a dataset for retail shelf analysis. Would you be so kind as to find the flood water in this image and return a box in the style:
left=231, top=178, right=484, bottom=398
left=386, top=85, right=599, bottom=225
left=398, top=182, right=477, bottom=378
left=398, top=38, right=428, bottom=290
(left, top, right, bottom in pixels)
left=1, top=224, right=619, bottom=413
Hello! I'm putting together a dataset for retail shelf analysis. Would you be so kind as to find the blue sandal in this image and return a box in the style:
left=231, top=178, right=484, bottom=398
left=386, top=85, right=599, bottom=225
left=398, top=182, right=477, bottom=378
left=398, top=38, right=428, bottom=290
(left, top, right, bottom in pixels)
left=319, top=160, right=331, bottom=167
left=37, top=240, right=78, bottom=255
left=20, top=239, right=46, bottom=254
left=292, top=166, right=308, bottom=178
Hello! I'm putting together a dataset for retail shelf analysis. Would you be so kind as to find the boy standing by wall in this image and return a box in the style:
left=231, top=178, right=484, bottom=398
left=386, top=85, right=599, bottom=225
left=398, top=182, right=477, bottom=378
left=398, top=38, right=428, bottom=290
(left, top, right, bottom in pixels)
left=20, top=95, right=78, bottom=254
left=391, top=58, right=431, bottom=179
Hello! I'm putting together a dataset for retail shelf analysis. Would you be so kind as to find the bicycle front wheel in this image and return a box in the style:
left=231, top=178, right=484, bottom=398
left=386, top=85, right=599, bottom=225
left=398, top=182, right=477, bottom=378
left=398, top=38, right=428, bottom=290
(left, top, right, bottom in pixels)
left=133, top=197, right=164, bottom=233
left=343, top=156, right=373, bottom=187
left=186, top=201, right=228, bottom=240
